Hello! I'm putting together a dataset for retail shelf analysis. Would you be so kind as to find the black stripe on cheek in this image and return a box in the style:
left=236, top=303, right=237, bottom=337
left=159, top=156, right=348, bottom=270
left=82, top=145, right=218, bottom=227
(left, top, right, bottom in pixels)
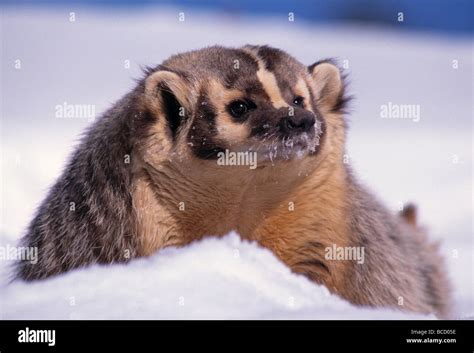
left=187, top=96, right=225, bottom=160
left=159, top=83, right=184, bottom=140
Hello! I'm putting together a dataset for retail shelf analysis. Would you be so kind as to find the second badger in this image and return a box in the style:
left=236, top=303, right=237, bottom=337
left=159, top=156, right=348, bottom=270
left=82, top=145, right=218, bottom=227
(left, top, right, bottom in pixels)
left=17, top=45, right=450, bottom=317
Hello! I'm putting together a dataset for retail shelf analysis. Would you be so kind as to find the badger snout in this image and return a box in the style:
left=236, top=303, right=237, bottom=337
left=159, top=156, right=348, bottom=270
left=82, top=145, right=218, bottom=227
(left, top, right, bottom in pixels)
left=278, top=110, right=316, bottom=136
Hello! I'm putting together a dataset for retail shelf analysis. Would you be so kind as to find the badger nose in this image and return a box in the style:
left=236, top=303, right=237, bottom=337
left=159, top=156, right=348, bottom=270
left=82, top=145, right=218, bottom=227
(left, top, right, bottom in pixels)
left=279, top=111, right=315, bottom=134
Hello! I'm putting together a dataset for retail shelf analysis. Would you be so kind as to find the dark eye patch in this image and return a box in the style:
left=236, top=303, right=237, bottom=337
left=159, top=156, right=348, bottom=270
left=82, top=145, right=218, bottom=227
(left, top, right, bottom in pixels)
left=227, top=99, right=256, bottom=121
left=293, top=96, right=305, bottom=107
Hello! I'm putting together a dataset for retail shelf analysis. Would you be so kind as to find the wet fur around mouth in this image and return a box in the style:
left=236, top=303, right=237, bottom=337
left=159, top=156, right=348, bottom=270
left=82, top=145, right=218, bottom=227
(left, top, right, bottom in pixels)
left=261, top=126, right=322, bottom=163
left=240, top=117, right=325, bottom=163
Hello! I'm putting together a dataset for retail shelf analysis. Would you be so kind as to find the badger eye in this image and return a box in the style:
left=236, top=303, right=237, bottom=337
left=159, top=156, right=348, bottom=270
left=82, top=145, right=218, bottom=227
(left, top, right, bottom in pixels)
left=228, top=100, right=251, bottom=119
left=293, top=96, right=304, bottom=107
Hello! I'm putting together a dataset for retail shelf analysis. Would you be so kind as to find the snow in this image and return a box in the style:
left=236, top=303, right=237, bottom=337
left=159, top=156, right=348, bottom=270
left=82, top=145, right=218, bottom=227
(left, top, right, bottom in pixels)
left=0, top=7, right=472, bottom=319
left=1, top=233, right=433, bottom=320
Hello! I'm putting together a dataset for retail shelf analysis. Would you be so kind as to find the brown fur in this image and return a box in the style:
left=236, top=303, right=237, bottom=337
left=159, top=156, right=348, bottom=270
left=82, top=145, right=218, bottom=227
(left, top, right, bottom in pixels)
left=17, top=45, right=450, bottom=318
left=133, top=47, right=450, bottom=317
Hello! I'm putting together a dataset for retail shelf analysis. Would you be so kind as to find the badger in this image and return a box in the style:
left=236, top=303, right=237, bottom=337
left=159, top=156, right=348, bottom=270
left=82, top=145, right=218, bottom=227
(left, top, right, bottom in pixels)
left=16, top=45, right=450, bottom=317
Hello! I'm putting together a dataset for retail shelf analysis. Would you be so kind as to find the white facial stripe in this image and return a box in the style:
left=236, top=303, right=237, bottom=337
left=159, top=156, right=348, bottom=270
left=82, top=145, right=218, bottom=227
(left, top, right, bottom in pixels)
left=256, top=68, right=288, bottom=109
left=243, top=48, right=289, bottom=109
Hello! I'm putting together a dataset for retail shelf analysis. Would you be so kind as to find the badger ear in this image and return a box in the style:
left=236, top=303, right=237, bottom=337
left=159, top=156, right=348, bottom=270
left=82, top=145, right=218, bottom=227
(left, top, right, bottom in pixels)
left=308, top=60, right=345, bottom=112
left=144, top=70, right=191, bottom=137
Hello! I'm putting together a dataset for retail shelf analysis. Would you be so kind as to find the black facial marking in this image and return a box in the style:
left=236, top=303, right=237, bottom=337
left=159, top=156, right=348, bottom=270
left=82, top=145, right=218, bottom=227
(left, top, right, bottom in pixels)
left=188, top=91, right=226, bottom=160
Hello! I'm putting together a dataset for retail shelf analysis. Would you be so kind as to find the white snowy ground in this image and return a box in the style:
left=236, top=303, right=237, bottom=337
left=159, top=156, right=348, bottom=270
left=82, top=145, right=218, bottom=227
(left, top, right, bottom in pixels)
left=0, top=7, right=472, bottom=319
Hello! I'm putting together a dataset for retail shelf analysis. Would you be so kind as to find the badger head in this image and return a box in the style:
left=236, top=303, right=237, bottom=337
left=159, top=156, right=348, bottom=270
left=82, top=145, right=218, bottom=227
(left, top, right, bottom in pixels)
left=140, top=45, right=348, bottom=172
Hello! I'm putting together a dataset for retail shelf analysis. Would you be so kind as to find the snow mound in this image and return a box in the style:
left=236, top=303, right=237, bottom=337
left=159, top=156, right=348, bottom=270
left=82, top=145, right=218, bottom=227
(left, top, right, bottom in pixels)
left=1, top=233, right=430, bottom=320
